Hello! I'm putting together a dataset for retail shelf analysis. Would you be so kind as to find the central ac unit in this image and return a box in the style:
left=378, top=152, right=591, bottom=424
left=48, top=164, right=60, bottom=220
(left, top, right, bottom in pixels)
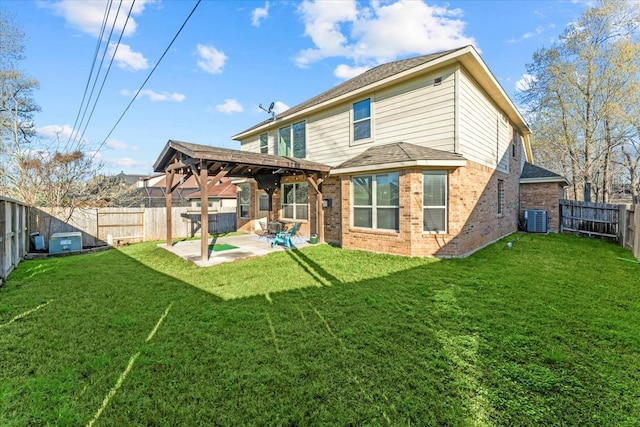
left=525, top=210, right=548, bottom=233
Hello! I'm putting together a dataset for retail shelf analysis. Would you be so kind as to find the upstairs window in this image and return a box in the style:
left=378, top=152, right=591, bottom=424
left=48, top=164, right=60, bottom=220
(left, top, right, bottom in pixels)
left=278, top=121, right=306, bottom=158
left=353, top=99, right=371, bottom=141
left=259, top=133, right=268, bottom=154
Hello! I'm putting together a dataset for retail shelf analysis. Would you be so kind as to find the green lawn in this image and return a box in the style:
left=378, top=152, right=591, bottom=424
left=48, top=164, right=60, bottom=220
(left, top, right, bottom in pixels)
left=1, top=233, right=638, bottom=426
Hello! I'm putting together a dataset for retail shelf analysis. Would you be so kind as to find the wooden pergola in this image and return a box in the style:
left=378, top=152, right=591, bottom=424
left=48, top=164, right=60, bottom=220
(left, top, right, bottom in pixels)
left=153, top=140, right=331, bottom=262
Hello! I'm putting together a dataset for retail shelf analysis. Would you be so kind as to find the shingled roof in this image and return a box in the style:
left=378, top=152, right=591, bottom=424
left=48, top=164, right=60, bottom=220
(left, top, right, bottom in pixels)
left=234, top=47, right=467, bottom=137
left=331, top=142, right=466, bottom=174
left=520, top=162, right=569, bottom=185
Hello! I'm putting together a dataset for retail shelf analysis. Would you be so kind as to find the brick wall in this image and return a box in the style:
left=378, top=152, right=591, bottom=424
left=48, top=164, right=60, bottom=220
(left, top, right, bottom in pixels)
left=339, top=156, right=520, bottom=257
left=520, top=182, right=563, bottom=232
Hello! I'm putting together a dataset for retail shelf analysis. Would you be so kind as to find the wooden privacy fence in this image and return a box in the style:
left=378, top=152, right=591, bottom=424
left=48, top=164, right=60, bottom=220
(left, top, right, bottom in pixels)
left=0, top=196, right=29, bottom=285
left=30, top=207, right=237, bottom=249
left=560, top=199, right=620, bottom=239
left=560, top=199, right=639, bottom=261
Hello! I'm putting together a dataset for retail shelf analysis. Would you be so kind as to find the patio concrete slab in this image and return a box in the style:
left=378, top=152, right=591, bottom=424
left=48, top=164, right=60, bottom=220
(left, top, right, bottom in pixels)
left=159, top=233, right=312, bottom=267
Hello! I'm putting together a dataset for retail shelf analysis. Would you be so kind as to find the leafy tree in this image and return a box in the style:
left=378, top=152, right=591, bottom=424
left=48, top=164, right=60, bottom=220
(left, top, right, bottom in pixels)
left=520, top=0, right=640, bottom=202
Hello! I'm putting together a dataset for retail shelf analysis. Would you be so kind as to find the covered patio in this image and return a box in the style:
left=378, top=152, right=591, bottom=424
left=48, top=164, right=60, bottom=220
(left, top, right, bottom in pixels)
left=153, top=140, right=331, bottom=263
left=160, top=232, right=312, bottom=267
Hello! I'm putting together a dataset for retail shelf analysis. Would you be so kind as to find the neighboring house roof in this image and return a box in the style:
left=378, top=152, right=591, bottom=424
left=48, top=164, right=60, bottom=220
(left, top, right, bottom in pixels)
left=114, top=171, right=146, bottom=184
left=232, top=45, right=532, bottom=162
left=331, top=142, right=467, bottom=175
left=520, top=162, right=570, bottom=186
left=186, top=178, right=238, bottom=199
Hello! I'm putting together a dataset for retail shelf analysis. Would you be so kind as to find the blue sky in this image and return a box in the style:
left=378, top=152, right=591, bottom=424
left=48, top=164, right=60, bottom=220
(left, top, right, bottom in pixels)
left=3, top=0, right=594, bottom=175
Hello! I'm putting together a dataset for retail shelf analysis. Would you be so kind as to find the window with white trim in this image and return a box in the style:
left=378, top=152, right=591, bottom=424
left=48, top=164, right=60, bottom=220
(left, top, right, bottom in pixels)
left=352, top=172, right=399, bottom=230
left=353, top=98, right=371, bottom=141
left=278, top=121, right=306, bottom=158
left=259, top=133, right=268, bottom=154
left=281, top=182, right=308, bottom=220
left=259, top=193, right=269, bottom=211
left=239, top=185, right=250, bottom=218
left=423, top=171, right=447, bottom=233
left=497, top=179, right=504, bottom=215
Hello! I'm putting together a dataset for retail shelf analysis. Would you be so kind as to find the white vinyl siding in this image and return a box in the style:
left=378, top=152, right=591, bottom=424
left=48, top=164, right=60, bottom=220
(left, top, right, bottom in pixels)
left=239, top=68, right=458, bottom=167
left=458, top=68, right=512, bottom=171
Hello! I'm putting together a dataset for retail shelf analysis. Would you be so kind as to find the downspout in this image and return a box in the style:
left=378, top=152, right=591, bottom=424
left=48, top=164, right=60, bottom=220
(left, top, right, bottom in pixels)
left=454, top=65, right=460, bottom=154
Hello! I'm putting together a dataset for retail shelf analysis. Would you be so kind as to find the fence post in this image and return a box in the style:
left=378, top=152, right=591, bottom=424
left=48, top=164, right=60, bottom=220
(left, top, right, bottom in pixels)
left=618, top=204, right=628, bottom=246
left=634, top=204, right=640, bottom=261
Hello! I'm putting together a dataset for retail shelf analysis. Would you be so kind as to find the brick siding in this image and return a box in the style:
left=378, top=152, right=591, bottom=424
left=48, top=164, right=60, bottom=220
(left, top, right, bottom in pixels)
left=520, top=182, right=564, bottom=232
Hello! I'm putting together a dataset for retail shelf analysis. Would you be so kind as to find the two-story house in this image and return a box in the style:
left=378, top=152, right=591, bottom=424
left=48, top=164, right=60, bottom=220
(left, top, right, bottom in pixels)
left=155, top=45, right=565, bottom=259
left=231, top=45, right=532, bottom=257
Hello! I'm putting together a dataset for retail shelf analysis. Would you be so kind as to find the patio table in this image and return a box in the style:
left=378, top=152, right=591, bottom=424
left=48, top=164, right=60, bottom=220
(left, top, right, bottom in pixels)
left=267, top=221, right=283, bottom=235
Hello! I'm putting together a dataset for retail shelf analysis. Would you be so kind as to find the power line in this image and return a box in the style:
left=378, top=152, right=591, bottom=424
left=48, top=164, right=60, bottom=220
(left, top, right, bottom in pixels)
left=74, top=0, right=134, bottom=149
left=70, top=0, right=127, bottom=151
left=66, top=0, right=116, bottom=150
left=91, top=0, right=202, bottom=159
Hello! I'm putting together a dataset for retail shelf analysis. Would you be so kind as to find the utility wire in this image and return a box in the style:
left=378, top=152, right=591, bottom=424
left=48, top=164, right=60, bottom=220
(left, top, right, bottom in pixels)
left=91, top=0, right=202, bottom=159
left=66, top=0, right=116, bottom=150
left=70, top=0, right=126, bottom=150
left=75, top=0, right=134, bottom=149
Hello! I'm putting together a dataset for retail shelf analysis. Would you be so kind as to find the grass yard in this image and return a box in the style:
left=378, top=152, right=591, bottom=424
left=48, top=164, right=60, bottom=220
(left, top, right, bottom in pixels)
left=0, top=233, right=639, bottom=426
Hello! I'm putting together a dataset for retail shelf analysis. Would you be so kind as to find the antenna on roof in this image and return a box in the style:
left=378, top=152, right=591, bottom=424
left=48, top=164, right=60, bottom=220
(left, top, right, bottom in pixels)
left=259, top=101, right=276, bottom=120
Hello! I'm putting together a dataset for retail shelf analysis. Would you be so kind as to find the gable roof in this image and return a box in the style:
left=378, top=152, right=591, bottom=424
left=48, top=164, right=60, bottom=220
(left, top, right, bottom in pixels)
left=234, top=47, right=465, bottom=137
left=331, top=142, right=466, bottom=175
left=232, top=45, right=531, bottom=149
left=520, top=162, right=569, bottom=185
left=153, top=140, right=331, bottom=177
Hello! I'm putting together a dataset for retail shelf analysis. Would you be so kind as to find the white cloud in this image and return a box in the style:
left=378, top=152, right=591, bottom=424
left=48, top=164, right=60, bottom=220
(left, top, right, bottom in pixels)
left=197, top=44, right=228, bottom=74
left=215, top=99, right=243, bottom=113
left=37, top=124, right=76, bottom=142
left=516, top=73, right=536, bottom=92
left=508, top=26, right=545, bottom=43
left=105, top=138, right=136, bottom=150
left=272, top=101, right=289, bottom=114
left=334, top=64, right=372, bottom=80
left=43, top=0, right=155, bottom=38
left=121, top=88, right=185, bottom=102
left=109, top=157, right=139, bottom=167
left=252, top=2, right=269, bottom=27
left=295, top=0, right=476, bottom=78
left=108, top=43, right=148, bottom=71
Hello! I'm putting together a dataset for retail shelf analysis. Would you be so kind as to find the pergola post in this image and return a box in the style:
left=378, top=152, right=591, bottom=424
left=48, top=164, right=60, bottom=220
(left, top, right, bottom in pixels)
left=307, top=174, right=325, bottom=243
left=200, top=162, right=209, bottom=262
left=165, top=170, right=175, bottom=246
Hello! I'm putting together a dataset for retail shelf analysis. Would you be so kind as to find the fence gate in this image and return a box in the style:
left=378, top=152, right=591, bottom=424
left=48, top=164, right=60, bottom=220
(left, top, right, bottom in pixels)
left=97, top=209, right=144, bottom=245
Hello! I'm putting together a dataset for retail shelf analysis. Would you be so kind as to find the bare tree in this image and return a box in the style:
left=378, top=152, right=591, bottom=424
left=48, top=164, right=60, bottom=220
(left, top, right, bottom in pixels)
left=519, top=0, right=640, bottom=202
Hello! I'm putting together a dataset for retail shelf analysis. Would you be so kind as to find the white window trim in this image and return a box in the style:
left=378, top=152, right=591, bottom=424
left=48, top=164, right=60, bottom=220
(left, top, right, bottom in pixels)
left=351, top=172, right=399, bottom=231
left=350, top=97, right=374, bottom=146
left=423, top=171, right=448, bottom=234
left=497, top=179, right=504, bottom=216
left=278, top=120, right=306, bottom=158
left=239, top=185, right=250, bottom=219
left=281, top=182, right=308, bottom=221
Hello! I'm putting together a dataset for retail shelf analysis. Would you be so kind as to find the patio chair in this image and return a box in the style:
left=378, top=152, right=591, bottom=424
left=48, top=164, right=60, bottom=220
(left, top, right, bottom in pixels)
left=271, top=222, right=299, bottom=248
left=257, top=219, right=270, bottom=239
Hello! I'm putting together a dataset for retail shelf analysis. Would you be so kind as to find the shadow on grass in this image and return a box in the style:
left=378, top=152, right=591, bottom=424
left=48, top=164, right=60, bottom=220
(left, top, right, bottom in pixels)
left=1, top=233, right=639, bottom=426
